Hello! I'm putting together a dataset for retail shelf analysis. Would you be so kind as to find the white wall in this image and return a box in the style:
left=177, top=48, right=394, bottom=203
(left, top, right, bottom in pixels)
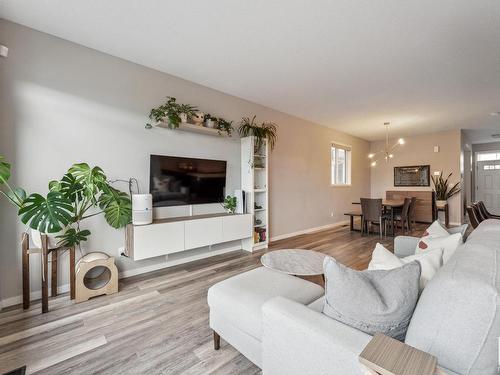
left=0, top=20, right=370, bottom=305
left=370, top=129, right=463, bottom=224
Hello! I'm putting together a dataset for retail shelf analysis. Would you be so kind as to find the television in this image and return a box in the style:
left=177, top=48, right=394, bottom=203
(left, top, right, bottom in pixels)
left=149, top=155, right=227, bottom=207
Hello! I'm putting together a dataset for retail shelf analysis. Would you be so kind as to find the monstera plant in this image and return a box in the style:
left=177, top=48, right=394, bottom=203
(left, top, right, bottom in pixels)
left=0, top=155, right=131, bottom=248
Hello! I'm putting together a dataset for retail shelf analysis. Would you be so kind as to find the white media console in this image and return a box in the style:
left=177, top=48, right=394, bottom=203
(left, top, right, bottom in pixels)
left=125, top=213, right=253, bottom=261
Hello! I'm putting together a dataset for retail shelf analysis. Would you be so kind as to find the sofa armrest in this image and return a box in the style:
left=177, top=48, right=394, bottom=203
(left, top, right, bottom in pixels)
left=393, top=236, right=419, bottom=258
left=447, top=224, right=468, bottom=238
left=262, top=297, right=372, bottom=375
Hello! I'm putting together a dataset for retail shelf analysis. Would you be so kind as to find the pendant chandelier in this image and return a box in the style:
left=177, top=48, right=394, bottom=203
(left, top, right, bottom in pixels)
left=368, top=122, right=405, bottom=167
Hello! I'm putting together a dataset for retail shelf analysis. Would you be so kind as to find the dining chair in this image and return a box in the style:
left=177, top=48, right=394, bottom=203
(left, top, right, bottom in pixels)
left=472, top=203, right=488, bottom=222
left=408, top=197, right=417, bottom=232
left=476, top=201, right=500, bottom=220
left=466, top=206, right=481, bottom=229
left=393, top=197, right=412, bottom=234
left=360, top=198, right=388, bottom=237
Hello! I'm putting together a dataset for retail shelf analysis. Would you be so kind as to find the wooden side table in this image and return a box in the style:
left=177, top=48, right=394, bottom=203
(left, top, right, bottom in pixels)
left=359, top=333, right=438, bottom=375
left=435, top=203, right=449, bottom=228
left=22, top=232, right=75, bottom=313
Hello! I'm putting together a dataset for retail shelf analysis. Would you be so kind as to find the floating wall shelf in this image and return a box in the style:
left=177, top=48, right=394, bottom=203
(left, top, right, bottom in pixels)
left=156, top=122, right=231, bottom=138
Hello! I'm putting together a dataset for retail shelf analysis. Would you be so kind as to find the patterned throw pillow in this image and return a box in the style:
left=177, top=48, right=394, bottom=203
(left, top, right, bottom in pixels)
left=415, top=221, right=463, bottom=263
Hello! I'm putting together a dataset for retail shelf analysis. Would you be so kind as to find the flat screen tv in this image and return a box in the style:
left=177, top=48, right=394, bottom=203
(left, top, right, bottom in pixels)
left=149, top=155, right=227, bottom=207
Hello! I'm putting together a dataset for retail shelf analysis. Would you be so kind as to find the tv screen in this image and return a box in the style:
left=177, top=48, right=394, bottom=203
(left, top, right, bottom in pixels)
left=149, top=155, right=227, bottom=207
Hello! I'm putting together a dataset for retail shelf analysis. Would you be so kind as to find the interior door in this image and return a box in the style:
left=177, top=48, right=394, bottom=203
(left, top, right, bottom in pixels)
left=476, top=160, right=500, bottom=214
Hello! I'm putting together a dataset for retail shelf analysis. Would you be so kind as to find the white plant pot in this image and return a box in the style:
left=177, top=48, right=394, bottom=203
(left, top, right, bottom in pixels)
left=31, top=228, right=63, bottom=249
left=436, top=200, right=447, bottom=207
left=205, top=119, right=217, bottom=129
left=179, top=113, right=188, bottom=123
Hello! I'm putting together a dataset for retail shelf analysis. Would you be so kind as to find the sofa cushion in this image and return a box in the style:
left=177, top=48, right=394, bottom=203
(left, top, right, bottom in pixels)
left=207, top=267, right=324, bottom=340
left=405, top=220, right=500, bottom=375
left=415, top=232, right=462, bottom=264
left=369, top=243, right=443, bottom=290
left=323, top=256, right=420, bottom=340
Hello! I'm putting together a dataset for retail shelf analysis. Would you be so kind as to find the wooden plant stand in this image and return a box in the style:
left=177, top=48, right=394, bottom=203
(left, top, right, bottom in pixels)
left=22, top=232, right=75, bottom=313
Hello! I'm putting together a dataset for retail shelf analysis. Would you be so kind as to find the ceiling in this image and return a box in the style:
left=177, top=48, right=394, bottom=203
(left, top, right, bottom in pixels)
left=1, top=0, right=500, bottom=141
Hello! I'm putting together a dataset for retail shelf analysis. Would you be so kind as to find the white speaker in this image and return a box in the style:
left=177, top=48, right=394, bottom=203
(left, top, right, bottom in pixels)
left=132, top=194, right=153, bottom=225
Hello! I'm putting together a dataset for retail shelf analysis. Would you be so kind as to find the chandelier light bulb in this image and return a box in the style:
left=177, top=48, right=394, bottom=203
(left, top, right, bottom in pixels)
left=398, top=138, right=405, bottom=145
left=371, top=161, right=377, bottom=167
left=368, top=153, right=375, bottom=159
left=389, top=154, right=394, bottom=158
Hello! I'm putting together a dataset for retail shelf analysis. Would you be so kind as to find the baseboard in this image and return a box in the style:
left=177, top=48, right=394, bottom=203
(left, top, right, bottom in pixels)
left=270, top=220, right=350, bottom=242
left=0, top=284, right=70, bottom=310
left=0, top=245, right=242, bottom=310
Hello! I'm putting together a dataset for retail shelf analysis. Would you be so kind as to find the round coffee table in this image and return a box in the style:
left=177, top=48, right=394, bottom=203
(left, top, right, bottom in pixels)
left=260, top=249, right=327, bottom=279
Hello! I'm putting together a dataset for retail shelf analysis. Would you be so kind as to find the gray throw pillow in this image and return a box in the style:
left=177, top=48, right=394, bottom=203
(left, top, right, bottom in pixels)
left=322, top=256, right=420, bottom=341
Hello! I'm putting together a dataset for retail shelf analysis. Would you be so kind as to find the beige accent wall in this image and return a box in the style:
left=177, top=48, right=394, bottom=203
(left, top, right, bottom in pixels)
left=369, top=129, right=463, bottom=224
left=0, top=20, right=370, bottom=303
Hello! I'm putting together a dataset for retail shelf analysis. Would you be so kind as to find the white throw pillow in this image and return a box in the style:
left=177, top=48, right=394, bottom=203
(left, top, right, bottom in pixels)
left=422, top=220, right=450, bottom=238
left=415, top=232, right=462, bottom=263
left=369, top=243, right=443, bottom=290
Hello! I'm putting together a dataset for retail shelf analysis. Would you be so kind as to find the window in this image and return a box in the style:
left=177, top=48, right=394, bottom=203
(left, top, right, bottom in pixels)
left=477, top=152, right=500, bottom=162
left=331, top=143, right=352, bottom=185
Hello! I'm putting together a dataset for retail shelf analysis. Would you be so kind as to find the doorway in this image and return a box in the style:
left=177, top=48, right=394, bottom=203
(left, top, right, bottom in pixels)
left=476, top=152, right=500, bottom=214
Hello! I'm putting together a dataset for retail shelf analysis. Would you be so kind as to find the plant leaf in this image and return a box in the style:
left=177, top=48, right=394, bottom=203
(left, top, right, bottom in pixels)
left=19, top=192, right=74, bottom=233
left=68, top=163, right=107, bottom=202
left=5, top=187, right=27, bottom=207
left=56, top=228, right=91, bottom=247
left=0, top=155, right=11, bottom=184
left=98, top=185, right=132, bottom=228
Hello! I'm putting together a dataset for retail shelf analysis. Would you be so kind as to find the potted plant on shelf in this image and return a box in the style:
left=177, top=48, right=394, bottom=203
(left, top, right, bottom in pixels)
left=431, top=172, right=461, bottom=207
left=204, top=113, right=218, bottom=129
left=178, top=103, right=198, bottom=124
left=238, top=115, right=277, bottom=151
left=0, top=155, right=132, bottom=250
left=222, top=195, right=237, bottom=214
left=217, top=118, right=234, bottom=136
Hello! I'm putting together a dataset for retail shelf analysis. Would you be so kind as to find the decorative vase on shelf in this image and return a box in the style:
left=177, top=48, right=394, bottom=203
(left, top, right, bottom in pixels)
left=192, top=112, right=204, bottom=126
left=205, top=119, right=217, bottom=129
left=179, top=113, right=188, bottom=123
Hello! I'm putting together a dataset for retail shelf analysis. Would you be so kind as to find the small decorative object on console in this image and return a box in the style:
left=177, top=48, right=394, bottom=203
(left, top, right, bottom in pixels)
left=132, top=194, right=153, bottom=225
left=222, top=195, right=237, bottom=214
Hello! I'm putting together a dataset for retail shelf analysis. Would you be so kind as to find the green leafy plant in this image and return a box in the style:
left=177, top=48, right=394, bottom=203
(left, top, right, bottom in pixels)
left=238, top=115, right=277, bottom=151
left=0, top=155, right=132, bottom=248
left=222, top=195, right=237, bottom=214
left=431, top=172, right=461, bottom=201
left=217, top=118, right=234, bottom=136
left=178, top=103, right=198, bottom=119
left=146, top=96, right=182, bottom=129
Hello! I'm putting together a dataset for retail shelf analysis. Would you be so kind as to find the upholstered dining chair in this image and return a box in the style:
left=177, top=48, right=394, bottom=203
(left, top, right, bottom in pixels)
left=476, top=201, right=500, bottom=220
left=360, top=198, right=389, bottom=237
left=407, top=197, right=418, bottom=232
left=466, top=206, right=481, bottom=229
left=472, top=203, right=488, bottom=222
left=393, top=197, right=412, bottom=234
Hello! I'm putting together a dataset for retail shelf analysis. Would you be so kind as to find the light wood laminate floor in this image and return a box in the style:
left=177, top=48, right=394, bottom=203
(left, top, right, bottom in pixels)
left=0, top=223, right=426, bottom=374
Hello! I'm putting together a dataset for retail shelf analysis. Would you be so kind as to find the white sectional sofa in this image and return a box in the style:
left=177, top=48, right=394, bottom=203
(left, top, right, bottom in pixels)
left=208, top=220, right=499, bottom=375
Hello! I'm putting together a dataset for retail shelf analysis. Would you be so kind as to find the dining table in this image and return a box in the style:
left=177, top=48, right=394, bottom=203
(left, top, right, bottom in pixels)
left=352, top=199, right=405, bottom=236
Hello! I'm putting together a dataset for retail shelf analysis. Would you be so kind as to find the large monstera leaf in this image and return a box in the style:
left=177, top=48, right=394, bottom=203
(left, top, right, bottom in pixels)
left=49, top=173, right=83, bottom=202
left=0, top=155, right=11, bottom=184
left=19, top=191, right=74, bottom=233
left=68, top=163, right=107, bottom=203
left=56, top=228, right=91, bottom=247
left=98, top=185, right=132, bottom=228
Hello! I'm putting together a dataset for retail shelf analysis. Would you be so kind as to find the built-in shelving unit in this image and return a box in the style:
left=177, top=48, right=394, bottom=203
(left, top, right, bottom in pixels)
left=241, top=136, right=269, bottom=251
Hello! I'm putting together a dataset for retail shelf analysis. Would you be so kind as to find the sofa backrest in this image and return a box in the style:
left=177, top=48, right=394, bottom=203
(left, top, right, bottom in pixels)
left=405, top=219, right=500, bottom=375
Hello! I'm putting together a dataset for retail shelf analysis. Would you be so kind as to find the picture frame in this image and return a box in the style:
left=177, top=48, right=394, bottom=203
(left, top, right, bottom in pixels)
left=394, top=165, right=430, bottom=187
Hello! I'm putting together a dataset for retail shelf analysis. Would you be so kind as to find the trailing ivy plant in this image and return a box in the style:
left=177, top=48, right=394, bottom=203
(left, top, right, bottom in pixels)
left=217, top=118, right=234, bottom=136
left=238, top=115, right=277, bottom=151
left=0, top=155, right=132, bottom=248
left=146, top=96, right=182, bottom=129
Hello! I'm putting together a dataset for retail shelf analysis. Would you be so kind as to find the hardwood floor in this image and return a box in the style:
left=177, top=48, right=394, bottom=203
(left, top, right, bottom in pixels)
left=0, top=222, right=426, bottom=375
